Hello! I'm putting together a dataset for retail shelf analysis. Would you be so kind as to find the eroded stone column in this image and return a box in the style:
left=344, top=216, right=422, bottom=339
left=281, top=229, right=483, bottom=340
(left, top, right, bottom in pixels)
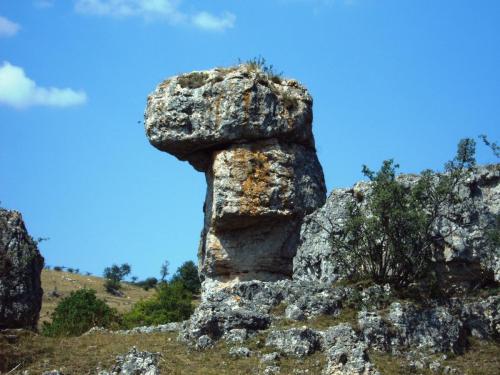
left=145, top=65, right=326, bottom=282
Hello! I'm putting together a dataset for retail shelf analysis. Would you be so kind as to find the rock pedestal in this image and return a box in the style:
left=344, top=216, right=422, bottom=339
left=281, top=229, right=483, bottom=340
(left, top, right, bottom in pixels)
left=0, top=208, right=44, bottom=329
left=145, top=65, right=326, bottom=282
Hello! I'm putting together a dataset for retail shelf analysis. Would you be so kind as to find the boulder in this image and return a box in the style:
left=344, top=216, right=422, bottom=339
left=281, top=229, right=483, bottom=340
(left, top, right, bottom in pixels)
left=0, top=208, right=44, bottom=329
left=265, top=327, right=321, bottom=358
left=145, top=65, right=326, bottom=282
left=98, top=347, right=160, bottom=375
left=321, top=324, right=378, bottom=375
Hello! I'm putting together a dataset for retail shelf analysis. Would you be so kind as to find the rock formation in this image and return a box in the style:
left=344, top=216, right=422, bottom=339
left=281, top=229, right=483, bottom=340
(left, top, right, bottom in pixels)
left=0, top=208, right=44, bottom=329
left=145, top=65, right=326, bottom=282
left=294, top=164, right=500, bottom=287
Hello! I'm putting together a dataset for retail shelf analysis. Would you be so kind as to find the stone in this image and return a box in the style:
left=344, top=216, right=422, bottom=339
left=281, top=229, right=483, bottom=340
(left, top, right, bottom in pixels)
left=260, top=352, right=280, bottom=363
left=179, top=280, right=287, bottom=344
left=0, top=208, right=44, bottom=329
left=196, top=334, right=214, bottom=350
left=229, top=346, right=252, bottom=358
left=98, top=347, right=160, bottom=375
left=357, top=311, right=391, bottom=351
left=145, top=65, right=326, bottom=282
left=320, top=324, right=378, bottom=375
left=223, top=328, right=248, bottom=343
left=460, top=295, right=499, bottom=340
left=263, top=365, right=281, bottom=375
left=265, top=328, right=321, bottom=358
left=388, top=302, right=466, bottom=354
left=284, top=283, right=352, bottom=320
left=294, top=164, right=500, bottom=287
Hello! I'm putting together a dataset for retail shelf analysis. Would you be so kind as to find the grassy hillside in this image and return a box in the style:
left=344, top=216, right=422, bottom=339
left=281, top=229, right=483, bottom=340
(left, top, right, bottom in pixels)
left=1, top=329, right=499, bottom=374
left=40, top=270, right=155, bottom=326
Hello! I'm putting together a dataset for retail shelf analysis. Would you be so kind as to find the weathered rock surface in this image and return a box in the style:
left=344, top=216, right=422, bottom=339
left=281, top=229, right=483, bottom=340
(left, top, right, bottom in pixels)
left=145, top=65, right=326, bottom=282
left=294, top=164, right=500, bottom=286
left=321, top=324, right=378, bottom=375
left=98, top=347, right=160, bottom=375
left=265, top=328, right=321, bottom=358
left=0, top=208, right=44, bottom=329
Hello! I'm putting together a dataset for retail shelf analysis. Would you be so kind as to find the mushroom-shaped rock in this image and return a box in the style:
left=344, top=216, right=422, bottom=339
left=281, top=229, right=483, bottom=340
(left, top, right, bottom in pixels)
left=145, top=65, right=326, bottom=282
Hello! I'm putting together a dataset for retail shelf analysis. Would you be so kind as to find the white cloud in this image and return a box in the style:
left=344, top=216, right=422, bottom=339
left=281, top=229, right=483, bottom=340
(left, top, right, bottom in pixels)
left=74, top=0, right=234, bottom=31
left=0, top=62, right=87, bottom=109
left=0, top=16, right=20, bottom=37
left=192, top=11, right=235, bottom=32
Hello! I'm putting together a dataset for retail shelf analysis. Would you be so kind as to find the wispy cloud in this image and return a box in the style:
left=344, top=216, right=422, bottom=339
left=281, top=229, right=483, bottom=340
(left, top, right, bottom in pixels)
left=0, top=16, right=20, bottom=38
left=74, top=0, right=235, bottom=31
left=0, top=62, right=87, bottom=109
left=192, top=11, right=235, bottom=32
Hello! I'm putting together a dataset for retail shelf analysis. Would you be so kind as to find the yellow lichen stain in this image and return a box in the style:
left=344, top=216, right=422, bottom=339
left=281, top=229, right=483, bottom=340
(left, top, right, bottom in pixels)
left=232, top=147, right=271, bottom=216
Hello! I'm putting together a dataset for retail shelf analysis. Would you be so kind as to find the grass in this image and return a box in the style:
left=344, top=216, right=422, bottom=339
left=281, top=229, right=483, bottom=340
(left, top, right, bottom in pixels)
left=2, top=328, right=498, bottom=374
left=40, top=270, right=155, bottom=328
left=271, top=308, right=359, bottom=331
left=177, top=72, right=209, bottom=89
left=370, top=338, right=500, bottom=375
left=1, top=329, right=326, bottom=375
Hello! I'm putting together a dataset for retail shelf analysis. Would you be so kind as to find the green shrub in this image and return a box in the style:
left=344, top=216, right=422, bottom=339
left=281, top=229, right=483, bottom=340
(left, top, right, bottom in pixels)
left=103, top=263, right=131, bottom=293
left=122, top=281, right=193, bottom=328
left=326, top=139, right=476, bottom=290
left=135, top=277, right=158, bottom=291
left=42, top=289, right=119, bottom=337
left=171, top=260, right=201, bottom=294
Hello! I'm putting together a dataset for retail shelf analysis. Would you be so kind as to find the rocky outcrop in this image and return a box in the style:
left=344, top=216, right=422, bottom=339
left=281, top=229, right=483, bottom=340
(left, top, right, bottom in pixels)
left=98, top=347, right=160, bottom=375
left=145, top=65, right=326, bottom=282
left=294, top=164, right=500, bottom=286
left=0, top=208, right=44, bottom=329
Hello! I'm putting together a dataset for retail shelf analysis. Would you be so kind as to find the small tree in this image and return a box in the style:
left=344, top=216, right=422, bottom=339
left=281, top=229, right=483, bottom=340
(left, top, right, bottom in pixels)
left=171, top=261, right=201, bottom=294
left=160, top=260, right=170, bottom=282
left=122, top=281, right=193, bottom=328
left=325, top=138, right=476, bottom=289
left=103, top=263, right=131, bottom=293
left=42, top=289, right=119, bottom=336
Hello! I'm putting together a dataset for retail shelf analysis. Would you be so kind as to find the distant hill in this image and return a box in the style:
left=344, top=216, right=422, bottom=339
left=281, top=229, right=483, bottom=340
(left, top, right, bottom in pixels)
left=40, top=269, right=155, bottom=327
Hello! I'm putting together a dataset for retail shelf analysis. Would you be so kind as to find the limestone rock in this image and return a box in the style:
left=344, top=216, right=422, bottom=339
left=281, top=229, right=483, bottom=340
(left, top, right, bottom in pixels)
left=145, top=65, right=326, bottom=282
left=321, top=324, right=378, bottom=375
left=145, top=66, right=314, bottom=171
left=98, top=347, right=160, bottom=375
left=265, top=328, right=321, bottom=358
left=388, top=302, right=466, bottom=354
left=229, top=346, right=252, bottom=358
left=294, top=164, right=500, bottom=286
left=0, top=208, right=44, bottom=329
left=460, top=295, right=499, bottom=340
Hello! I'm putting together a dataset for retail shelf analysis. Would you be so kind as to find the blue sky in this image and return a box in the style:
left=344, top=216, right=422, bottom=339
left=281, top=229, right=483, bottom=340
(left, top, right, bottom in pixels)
left=0, top=0, right=499, bottom=280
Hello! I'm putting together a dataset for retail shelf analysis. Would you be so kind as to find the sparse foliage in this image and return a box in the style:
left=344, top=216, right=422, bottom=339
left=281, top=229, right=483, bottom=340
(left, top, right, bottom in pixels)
left=324, top=138, right=477, bottom=289
left=160, top=260, right=170, bottom=282
left=241, top=56, right=283, bottom=83
left=122, top=281, right=193, bottom=328
left=479, top=134, right=500, bottom=158
left=171, top=261, right=201, bottom=294
left=42, top=289, right=119, bottom=336
left=103, top=263, right=131, bottom=293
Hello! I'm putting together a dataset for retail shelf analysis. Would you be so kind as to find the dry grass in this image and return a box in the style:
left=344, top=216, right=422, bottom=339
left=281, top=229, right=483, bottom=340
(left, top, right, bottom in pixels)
left=443, top=338, right=500, bottom=375
left=40, top=270, right=155, bottom=327
left=272, top=308, right=359, bottom=331
left=1, top=329, right=325, bottom=375
left=1, top=329, right=498, bottom=374
left=370, top=338, right=500, bottom=375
